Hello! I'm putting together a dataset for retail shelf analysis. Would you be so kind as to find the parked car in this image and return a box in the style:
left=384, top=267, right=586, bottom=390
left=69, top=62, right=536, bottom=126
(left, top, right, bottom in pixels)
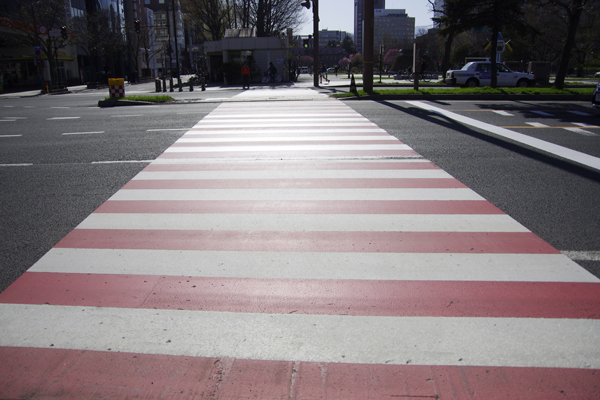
left=446, top=61, right=536, bottom=88
left=327, top=67, right=336, bottom=73
left=594, top=71, right=600, bottom=78
left=299, top=66, right=309, bottom=74
left=592, top=81, right=600, bottom=109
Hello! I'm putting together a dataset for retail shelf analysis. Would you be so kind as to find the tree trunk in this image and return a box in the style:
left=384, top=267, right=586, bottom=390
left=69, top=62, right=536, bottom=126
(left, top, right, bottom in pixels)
left=441, top=30, right=454, bottom=82
left=554, top=0, right=583, bottom=89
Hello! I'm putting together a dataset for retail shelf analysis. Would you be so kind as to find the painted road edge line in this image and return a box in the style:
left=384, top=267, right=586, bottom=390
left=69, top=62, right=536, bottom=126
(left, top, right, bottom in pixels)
left=406, top=101, right=600, bottom=171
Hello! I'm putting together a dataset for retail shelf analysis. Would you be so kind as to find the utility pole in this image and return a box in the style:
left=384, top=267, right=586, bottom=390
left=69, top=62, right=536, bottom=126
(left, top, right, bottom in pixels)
left=172, top=0, right=180, bottom=79
left=313, top=0, right=319, bottom=87
left=363, top=0, right=374, bottom=92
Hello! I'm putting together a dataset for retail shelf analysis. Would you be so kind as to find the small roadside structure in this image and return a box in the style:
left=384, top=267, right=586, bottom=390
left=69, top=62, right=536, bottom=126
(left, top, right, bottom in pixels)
left=204, top=28, right=289, bottom=85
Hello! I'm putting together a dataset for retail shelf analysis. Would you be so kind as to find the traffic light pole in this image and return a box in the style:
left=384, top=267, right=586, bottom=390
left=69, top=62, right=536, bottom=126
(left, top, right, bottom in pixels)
left=301, top=0, right=319, bottom=86
left=363, top=0, right=374, bottom=93
left=313, top=0, right=319, bottom=87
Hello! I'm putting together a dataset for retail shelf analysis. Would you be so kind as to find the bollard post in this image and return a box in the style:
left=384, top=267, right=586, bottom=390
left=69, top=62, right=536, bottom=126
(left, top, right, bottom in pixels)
left=155, top=79, right=161, bottom=92
left=108, top=78, right=125, bottom=99
left=178, top=77, right=183, bottom=92
left=189, top=80, right=193, bottom=91
left=162, top=77, right=166, bottom=92
left=201, top=76, right=206, bottom=91
left=169, top=77, right=174, bottom=92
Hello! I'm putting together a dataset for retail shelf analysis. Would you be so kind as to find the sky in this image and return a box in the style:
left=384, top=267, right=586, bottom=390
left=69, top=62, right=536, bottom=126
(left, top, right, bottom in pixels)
left=297, top=0, right=434, bottom=36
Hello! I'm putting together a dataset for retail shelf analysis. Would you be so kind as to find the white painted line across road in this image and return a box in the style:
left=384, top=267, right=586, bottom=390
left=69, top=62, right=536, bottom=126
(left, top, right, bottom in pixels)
left=406, top=101, right=600, bottom=171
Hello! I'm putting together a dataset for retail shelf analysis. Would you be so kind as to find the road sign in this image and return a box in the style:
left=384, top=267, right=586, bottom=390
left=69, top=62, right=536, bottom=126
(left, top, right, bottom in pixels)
left=38, top=25, right=47, bottom=35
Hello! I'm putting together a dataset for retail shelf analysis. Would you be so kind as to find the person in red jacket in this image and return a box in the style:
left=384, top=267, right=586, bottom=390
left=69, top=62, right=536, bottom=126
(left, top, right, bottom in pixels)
left=241, top=61, right=251, bottom=89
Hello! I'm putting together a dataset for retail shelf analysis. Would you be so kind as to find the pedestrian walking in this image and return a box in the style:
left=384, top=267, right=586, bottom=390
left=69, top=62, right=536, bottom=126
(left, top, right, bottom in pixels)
left=241, top=61, right=251, bottom=89
left=320, top=62, right=329, bottom=84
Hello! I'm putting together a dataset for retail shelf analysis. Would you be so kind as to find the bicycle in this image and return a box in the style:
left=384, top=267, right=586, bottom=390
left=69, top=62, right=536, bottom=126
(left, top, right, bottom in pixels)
left=408, top=71, right=432, bottom=83
left=262, top=72, right=282, bottom=84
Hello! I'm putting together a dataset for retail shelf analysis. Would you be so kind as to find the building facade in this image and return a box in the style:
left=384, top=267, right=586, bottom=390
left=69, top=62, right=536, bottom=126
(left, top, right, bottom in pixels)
left=374, top=9, right=415, bottom=52
left=354, top=0, right=385, bottom=55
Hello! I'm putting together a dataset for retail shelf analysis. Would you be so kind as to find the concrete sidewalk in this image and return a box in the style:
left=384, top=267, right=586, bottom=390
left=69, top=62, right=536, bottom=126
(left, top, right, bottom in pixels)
left=1, top=90, right=599, bottom=399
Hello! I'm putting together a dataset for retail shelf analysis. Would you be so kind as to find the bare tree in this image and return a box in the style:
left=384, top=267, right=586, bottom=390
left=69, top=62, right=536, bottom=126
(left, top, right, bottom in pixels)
left=5, top=0, right=71, bottom=87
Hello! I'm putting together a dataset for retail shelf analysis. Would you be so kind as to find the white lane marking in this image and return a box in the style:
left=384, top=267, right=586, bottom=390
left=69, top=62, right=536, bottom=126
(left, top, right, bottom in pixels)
left=133, top=169, right=453, bottom=180
left=176, top=136, right=398, bottom=143
left=47, top=117, right=81, bottom=120
left=32, top=249, right=598, bottom=282
left=0, top=163, right=32, bottom=166
left=406, top=101, right=600, bottom=171
left=110, top=188, right=484, bottom=201
left=562, top=250, right=600, bottom=261
left=91, top=160, right=153, bottom=164
left=164, top=144, right=411, bottom=153
left=62, top=131, right=105, bottom=136
left=531, top=111, right=554, bottom=116
left=492, top=110, right=514, bottom=116
left=573, top=123, right=600, bottom=128
left=2, top=304, right=599, bottom=369
left=0, top=135, right=22, bottom=137
left=525, top=122, right=549, bottom=128
left=563, top=127, right=597, bottom=136
left=51, top=106, right=71, bottom=109
left=77, top=213, right=529, bottom=233
left=569, top=111, right=592, bottom=116
left=146, top=128, right=189, bottom=132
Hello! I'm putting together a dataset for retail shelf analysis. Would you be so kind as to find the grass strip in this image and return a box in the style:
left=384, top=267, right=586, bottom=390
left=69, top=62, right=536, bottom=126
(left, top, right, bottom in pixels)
left=333, top=86, right=595, bottom=98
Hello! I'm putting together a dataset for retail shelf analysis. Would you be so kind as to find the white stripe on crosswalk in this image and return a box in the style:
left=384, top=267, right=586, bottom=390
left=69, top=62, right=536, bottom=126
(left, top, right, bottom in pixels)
left=164, top=144, right=411, bottom=152
left=132, top=170, right=452, bottom=180
left=176, top=136, right=398, bottom=143
left=76, top=213, right=529, bottom=232
left=109, top=188, right=484, bottom=201
left=2, top=304, right=599, bottom=369
left=31, top=249, right=598, bottom=282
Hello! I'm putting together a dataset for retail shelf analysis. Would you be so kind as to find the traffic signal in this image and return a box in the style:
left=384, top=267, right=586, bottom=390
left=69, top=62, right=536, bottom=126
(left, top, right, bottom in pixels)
left=134, top=19, right=140, bottom=33
left=303, top=39, right=309, bottom=48
left=301, top=1, right=310, bottom=9
left=61, top=26, right=67, bottom=40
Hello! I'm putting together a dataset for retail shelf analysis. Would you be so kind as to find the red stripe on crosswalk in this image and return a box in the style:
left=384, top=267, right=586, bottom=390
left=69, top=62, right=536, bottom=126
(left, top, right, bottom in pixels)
left=2, top=273, right=598, bottom=319
left=0, top=347, right=597, bottom=400
left=121, top=178, right=467, bottom=189
left=142, top=161, right=440, bottom=171
left=158, top=150, right=419, bottom=158
left=55, top=229, right=558, bottom=254
left=94, top=200, right=503, bottom=214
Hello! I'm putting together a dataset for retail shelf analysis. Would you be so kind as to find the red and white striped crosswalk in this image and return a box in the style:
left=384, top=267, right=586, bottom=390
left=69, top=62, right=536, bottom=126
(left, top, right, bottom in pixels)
left=1, top=98, right=599, bottom=399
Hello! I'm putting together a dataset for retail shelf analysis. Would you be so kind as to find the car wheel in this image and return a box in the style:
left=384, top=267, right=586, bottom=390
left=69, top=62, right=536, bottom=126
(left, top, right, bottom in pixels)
left=466, top=78, right=478, bottom=88
left=517, top=79, right=530, bottom=88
